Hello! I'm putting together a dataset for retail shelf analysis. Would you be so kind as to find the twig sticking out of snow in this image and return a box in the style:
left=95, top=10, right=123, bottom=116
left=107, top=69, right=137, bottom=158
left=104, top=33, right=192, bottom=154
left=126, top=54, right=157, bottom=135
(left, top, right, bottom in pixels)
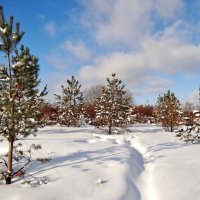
left=95, top=178, right=102, bottom=185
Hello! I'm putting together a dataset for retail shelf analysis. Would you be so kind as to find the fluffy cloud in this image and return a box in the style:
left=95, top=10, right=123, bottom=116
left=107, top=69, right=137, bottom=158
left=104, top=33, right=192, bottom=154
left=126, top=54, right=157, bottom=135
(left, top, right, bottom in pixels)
left=78, top=52, right=150, bottom=85
left=79, top=38, right=200, bottom=79
left=45, top=50, right=70, bottom=69
left=142, top=37, right=200, bottom=74
left=80, top=0, right=185, bottom=47
left=45, top=39, right=91, bottom=69
left=146, top=78, right=173, bottom=94
left=154, top=0, right=184, bottom=19
left=44, top=0, right=199, bottom=103
left=78, top=26, right=200, bottom=95
left=61, top=40, right=91, bottom=61
left=80, top=0, right=152, bottom=46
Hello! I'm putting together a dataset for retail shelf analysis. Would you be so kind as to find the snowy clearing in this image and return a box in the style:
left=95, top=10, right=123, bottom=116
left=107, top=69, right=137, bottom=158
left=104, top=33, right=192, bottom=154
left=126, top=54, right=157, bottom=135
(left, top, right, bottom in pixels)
left=0, top=125, right=200, bottom=200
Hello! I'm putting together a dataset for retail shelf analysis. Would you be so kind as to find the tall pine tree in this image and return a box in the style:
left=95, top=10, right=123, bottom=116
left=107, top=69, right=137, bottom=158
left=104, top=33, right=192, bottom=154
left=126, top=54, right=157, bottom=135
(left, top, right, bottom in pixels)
left=0, top=6, right=47, bottom=184
left=55, top=76, right=84, bottom=127
left=95, top=73, right=132, bottom=134
left=155, top=90, right=182, bottom=132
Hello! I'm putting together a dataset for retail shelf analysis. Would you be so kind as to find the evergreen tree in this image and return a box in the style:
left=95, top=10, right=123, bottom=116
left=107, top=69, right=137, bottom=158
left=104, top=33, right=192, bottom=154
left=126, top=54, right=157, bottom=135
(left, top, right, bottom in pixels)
left=95, top=73, right=132, bottom=134
left=55, top=76, right=84, bottom=127
left=155, top=90, right=182, bottom=132
left=0, top=6, right=47, bottom=184
left=175, top=87, right=200, bottom=143
left=175, top=110, right=200, bottom=143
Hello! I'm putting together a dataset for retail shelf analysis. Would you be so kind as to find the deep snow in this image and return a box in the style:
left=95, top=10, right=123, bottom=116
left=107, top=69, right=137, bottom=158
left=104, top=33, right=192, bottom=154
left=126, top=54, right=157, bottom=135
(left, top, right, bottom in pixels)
left=0, top=125, right=200, bottom=200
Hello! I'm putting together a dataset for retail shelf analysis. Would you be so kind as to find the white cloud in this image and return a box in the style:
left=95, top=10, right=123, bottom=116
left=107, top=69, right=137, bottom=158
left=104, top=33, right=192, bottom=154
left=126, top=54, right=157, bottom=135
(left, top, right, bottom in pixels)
left=44, top=22, right=56, bottom=37
left=79, top=0, right=153, bottom=46
left=80, top=0, right=185, bottom=47
left=45, top=51, right=69, bottom=69
left=61, top=40, right=91, bottom=61
left=78, top=52, right=150, bottom=85
left=79, top=38, right=200, bottom=81
left=154, top=0, right=184, bottom=19
left=94, top=0, right=153, bottom=46
left=142, top=37, right=200, bottom=74
left=44, top=0, right=199, bottom=104
left=78, top=26, right=200, bottom=95
left=45, top=39, right=91, bottom=69
left=154, top=20, right=194, bottom=41
left=146, top=78, right=173, bottom=94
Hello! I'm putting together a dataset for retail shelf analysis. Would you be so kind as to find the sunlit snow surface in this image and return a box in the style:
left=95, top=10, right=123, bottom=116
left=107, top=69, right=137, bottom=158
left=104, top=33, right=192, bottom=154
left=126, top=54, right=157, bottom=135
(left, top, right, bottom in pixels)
left=0, top=125, right=200, bottom=200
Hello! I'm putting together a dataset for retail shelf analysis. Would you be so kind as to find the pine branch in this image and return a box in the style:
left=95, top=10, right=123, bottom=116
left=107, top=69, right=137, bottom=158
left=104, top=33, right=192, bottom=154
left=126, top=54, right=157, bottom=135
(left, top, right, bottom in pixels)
left=12, top=159, right=31, bottom=177
left=0, top=157, right=8, bottom=167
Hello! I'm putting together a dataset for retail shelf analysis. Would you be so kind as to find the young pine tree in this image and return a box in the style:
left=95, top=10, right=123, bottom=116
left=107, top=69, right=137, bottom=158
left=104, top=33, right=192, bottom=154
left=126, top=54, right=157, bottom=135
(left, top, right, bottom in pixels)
left=155, top=90, right=182, bottom=132
left=175, top=87, right=200, bottom=143
left=55, top=76, right=84, bottom=127
left=0, top=6, right=47, bottom=184
left=95, top=73, right=132, bottom=134
left=175, top=110, right=200, bottom=143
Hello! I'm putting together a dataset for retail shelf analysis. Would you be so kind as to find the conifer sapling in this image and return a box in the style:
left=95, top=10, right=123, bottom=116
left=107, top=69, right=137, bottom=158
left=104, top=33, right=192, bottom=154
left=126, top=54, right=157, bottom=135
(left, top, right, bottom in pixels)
left=0, top=6, right=48, bottom=184
left=155, top=90, right=182, bottom=132
left=55, top=76, right=84, bottom=127
left=95, top=73, right=132, bottom=134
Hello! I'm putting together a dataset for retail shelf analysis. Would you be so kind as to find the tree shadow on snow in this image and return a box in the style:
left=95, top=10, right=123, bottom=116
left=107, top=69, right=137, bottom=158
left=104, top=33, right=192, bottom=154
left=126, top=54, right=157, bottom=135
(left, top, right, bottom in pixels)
left=24, top=145, right=144, bottom=199
left=130, top=125, right=164, bottom=133
left=144, top=142, right=185, bottom=164
left=24, top=146, right=128, bottom=178
left=147, top=142, right=184, bottom=153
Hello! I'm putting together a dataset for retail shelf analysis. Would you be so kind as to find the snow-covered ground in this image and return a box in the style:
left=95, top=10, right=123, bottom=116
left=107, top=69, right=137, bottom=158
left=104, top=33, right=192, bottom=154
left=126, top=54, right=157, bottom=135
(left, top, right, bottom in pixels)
left=0, top=125, right=200, bottom=200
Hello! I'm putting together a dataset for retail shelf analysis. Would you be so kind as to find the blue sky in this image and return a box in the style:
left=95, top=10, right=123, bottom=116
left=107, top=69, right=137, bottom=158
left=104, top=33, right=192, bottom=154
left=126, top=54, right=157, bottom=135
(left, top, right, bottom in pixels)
left=1, top=0, right=200, bottom=105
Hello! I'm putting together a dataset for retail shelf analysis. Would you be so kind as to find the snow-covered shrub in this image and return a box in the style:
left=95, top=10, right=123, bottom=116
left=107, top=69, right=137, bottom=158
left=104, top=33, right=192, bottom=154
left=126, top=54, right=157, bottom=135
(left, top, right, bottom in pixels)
left=175, top=110, right=200, bottom=143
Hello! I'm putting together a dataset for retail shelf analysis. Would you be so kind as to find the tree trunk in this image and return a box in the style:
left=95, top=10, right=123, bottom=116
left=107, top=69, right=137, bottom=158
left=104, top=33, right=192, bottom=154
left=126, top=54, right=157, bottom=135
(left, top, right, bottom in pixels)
left=170, top=124, right=173, bottom=132
left=5, top=138, right=14, bottom=184
left=170, top=119, right=173, bottom=132
left=108, top=125, right=112, bottom=134
left=5, top=50, right=14, bottom=184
